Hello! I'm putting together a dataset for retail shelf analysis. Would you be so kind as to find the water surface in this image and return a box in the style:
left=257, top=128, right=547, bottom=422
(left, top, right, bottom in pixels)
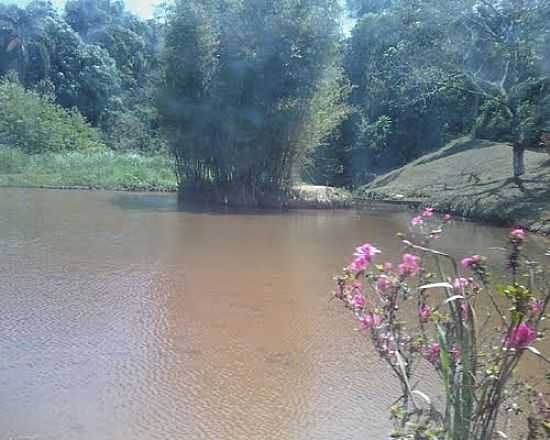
left=0, top=189, right=548, bottom=440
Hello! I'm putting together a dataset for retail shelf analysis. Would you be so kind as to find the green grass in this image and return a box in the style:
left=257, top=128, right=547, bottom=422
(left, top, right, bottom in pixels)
left=355, top=137, right=550, bottom=233
left=0, top=147, right=178, bottom=191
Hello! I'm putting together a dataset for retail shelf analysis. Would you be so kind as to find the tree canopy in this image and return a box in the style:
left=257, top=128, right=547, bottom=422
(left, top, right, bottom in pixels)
left=0, top=0, right=548, bottom=196
left=0, top=0, right=162, bottom=150
left=158, top=0, right=348, bottom=203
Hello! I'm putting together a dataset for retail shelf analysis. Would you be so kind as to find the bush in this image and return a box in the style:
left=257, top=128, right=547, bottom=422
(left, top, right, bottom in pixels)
left=0, top=75, right=106, bottom=154
left=334, top=211, right=550, bottom=439
left=0, top=147, right=28, bottom=174
left=100, top=108, right=167, bottom=153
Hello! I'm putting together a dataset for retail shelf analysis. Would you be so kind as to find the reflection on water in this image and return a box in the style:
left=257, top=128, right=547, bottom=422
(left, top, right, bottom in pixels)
left=0, top=189, right=548, bottom=440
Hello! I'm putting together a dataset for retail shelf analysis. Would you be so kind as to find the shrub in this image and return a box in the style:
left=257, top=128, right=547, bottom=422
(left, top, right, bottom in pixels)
left=100, top=108, right=167, bottom=153
left=0, top=147, right=28, bottom=174
left=0, top=75, right=106, bottom=154
left=334, top=210, right=550, bottom=439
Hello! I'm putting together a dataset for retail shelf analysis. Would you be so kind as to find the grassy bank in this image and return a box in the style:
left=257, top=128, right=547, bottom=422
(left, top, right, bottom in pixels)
left=0, top=148, right=178, bottom=191
left=0, top=148, right=352, bottom=208
left=356, top=137, right=550, bottom=234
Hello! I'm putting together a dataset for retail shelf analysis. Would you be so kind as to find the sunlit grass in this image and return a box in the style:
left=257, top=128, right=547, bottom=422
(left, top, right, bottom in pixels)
left=0, top=147, right=177, bottom=191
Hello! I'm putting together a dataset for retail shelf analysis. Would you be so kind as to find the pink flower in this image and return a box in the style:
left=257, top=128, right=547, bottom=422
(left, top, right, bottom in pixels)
left=507, top=322, right=537, bottom=349
left=511, top=227, right=526, bottom=241
left=423, top=342, right=440, bottom=364
left=349, top=255, right=367, bottom=272
left=419, top=304, right=432, bottom=321
left=399, top=253, right=421, bottom=277
left=377, top=275, right=393, bottom=292
left=422, top=207, right=434, bottom=218
left=443, top=214, right=452, bottom=222
left=461, top=255, right=481, bottom=269
left=354, top=243, right=381, bottom=261
left=360, top=313, right=382, bottom=329
left=349, top=243, right=381, bottom=272
left=452, top=277, right=471, bottom=290
left=411, top=215, right=424, bottom=226
left=530, top=300, right=542, bottom=314
left=350, top=294, right=366, bottom=309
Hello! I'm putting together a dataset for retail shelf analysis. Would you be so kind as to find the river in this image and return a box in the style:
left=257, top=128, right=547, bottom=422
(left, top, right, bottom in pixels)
left=0, top=188, right=548, bottom=440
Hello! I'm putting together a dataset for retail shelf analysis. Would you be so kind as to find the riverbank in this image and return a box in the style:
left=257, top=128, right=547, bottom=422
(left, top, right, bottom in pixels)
left=177, top=183, right=353, bottom=208
left=0, top=148, right=178, bottom=192
left=287, top=184, right=352, bottom=208
left=356, top=137, right=550, bottom=235
left=0, top=148, right=353, bottom=207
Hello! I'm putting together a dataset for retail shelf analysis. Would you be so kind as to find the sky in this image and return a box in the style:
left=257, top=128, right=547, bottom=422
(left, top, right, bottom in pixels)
left=0, top=0, right=163, bottom=17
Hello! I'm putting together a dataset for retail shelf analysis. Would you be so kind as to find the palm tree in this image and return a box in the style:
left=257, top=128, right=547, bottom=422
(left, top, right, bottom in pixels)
left=0, top=1, right=52, bottom=84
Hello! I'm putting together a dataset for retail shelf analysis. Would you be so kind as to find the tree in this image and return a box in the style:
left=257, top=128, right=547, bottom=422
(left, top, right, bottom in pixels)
left=341, top=0, right=550, bottom=181
left=45, top=16, right=121, bottom=124
left=452, top=0, right=550, bottom=178
left=65, top=0, right=160, bottom=89
left=0, top=74, right=105, bottom=153
left=296, top=64, right=351, bottom=184
left=159, top=0, right=345, bottom=205
left=342, top=2, right=472, bottom=180
left=64, top=0, right=164, bottom=148
left=0, top=1, right=123, bottom=125
left=346, top=0, right=397, bottom=17
left=0, top=1, right=54, bottom=84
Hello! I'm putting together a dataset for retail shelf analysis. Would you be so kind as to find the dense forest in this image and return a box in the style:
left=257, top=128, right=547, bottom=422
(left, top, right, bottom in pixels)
left=0, top=0, right=549, bottom=203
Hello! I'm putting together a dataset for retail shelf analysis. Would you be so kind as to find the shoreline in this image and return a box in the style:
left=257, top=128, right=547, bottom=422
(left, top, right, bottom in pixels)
left=0, top=184, right=354, bottom=209
left=355, top=192, right=550, bottom=237
left=0, top=183, right=177, bottom=193
left=3, top=184, right=550, bottom=239
left=3, top=181, right=549, bottom=238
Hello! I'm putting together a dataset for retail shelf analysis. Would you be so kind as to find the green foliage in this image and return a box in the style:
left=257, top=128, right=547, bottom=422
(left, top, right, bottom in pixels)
left=346, top=0, right=396, bottom=16
left=159, top=0, right=344, bottom=202
left=342, top=4, right=472, bottom=181
left=101, top=107, right=166, bottom=152
left=1, top=0, right=548, bottom=187
left=0, top=0, right=163, bottom=153
left=448, top=0, right=550, bottom=175
left=476, top=99, right=514, bottom=142
left=0, top=75, right=105, bottom=153
left=298, top=66, right=351, bottom=161
left=0, top=147, right=176, bottom=191
left=65, top=0, right=161, bottom=89
left=341, top=0, right=550, bottom=182
left=357, top=115, right=392, bottom=153
left=0, top=0, right=55, bottom=84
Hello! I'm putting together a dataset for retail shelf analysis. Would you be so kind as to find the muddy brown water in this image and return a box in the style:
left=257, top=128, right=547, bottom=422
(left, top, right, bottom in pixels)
left=0, top=188, right=548, bottom=440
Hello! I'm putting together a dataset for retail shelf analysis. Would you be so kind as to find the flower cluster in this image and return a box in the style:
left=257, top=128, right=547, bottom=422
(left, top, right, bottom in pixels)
left=349, top=243, right=381, bottom=272
left=506, top=322, right=537, bottom=349
left=333, top=207, right=548, bottom=440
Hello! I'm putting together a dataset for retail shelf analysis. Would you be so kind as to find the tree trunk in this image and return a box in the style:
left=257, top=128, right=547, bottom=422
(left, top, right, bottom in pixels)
left=470, top=94, right=480, bottom=139
left=513, top=143, right=525, bottom=178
